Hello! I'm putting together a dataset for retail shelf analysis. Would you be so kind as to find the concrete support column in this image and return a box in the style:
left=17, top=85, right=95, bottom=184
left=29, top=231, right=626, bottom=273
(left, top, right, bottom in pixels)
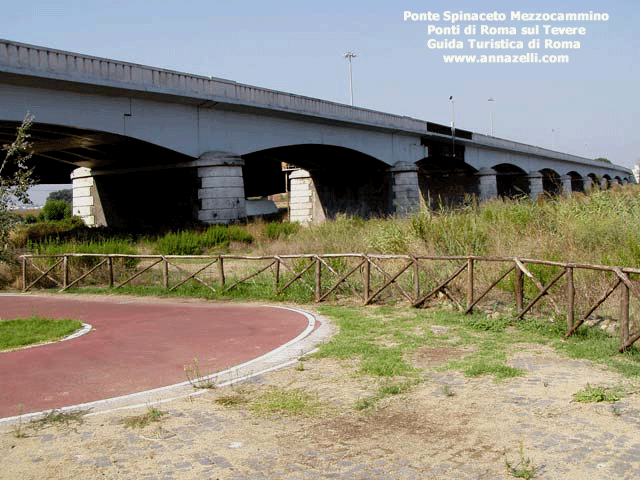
left=289, top=169, right=320, bottom=224
left=527, top=171, right=544, bottom=198
left=584, top=177, right=594, bottom=191
left=561, top=175, right=573, bottom=196
left=477, top=167, right=498, bottom=201
left=600, top=177, right=609, bottom=190
left=195, top=151, right=246, bottom=224
left=71, top=167, right=99, bottom=226
left=390, top=161, right=420, bottom=215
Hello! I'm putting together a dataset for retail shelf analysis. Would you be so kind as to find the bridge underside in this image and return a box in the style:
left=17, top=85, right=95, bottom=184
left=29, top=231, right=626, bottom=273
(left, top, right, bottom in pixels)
left=2, top=120, right=633, bottom=230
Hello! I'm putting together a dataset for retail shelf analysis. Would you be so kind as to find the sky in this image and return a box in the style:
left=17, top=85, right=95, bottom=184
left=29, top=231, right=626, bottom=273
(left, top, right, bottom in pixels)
left=2, top=0, right=638, bottom=203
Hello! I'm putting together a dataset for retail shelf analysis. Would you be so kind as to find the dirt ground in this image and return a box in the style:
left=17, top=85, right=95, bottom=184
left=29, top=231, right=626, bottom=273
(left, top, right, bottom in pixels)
left=2, top=324, right=640, bottom=480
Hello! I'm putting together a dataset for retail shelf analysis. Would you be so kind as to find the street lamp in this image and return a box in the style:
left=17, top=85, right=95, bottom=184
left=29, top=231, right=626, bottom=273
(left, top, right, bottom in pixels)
left=344, top=52, right=357, bottom=106
left=449, top=96, right=456, bottom=157
left=488, top=97, right=495, bottom=136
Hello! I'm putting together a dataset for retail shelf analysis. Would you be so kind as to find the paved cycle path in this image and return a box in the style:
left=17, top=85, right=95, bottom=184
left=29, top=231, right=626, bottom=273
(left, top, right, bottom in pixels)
left=0, top=294, right=315, bottom=419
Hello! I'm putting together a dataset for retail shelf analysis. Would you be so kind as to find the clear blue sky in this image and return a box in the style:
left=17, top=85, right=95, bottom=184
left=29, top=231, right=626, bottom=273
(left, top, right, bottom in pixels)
left=2, top=0, right=638, bottom=179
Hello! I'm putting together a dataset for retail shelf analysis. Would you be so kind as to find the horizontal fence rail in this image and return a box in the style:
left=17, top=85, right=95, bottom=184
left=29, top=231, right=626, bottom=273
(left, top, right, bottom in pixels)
left=19, top=253, right=640, bottom=353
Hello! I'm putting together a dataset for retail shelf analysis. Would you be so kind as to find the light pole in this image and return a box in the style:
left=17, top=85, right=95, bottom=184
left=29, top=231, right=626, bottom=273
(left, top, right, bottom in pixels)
left=344, top=52, right=357, bottom=106
left=449, top=96, right=456, bottom=157
left=488, top=97, right=495, bottom=136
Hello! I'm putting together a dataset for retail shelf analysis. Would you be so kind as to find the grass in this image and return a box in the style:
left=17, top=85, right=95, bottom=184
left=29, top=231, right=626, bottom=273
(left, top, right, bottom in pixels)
left=214, top=388, right=251, bottom=407
left=249, top=387, right=322, bottom=416
left=311, top=305, right=640, bottom=407
left=122, top=406, right=166, bottom=428
left=0, top=316, right=83, bottom=350
left=154, top=225, right=253, bottom=255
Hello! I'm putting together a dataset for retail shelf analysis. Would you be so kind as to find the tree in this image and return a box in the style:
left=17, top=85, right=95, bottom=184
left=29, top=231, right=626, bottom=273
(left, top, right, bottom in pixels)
left=46, top=189, right=72, bottom=205
left=0, top=114, right=36, bottom=257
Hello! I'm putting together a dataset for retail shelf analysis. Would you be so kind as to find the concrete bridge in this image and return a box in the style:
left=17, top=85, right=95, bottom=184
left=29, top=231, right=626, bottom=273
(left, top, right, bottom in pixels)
left=0, top=39, right=633, bottom=228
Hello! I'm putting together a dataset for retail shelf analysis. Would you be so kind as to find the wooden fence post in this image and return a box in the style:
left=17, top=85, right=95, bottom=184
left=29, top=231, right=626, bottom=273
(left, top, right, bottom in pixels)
left=162, top=258, right=168, bottom=289
left=315, top=256, right=322, bottom=302
left=466, top=257, right=474, bottom=311
left=363, top=256, right=370, bottom=303
left=514, top=261, right=524, bottom=311
left=620, top=282, right=630, bottom=351
left=566, top=267, right=574, bottom=332
left=63, top=255, right=69, bottom=289
left=218, top=257, right=225, bottom=288
left=413, top=257, right=420, bottom=303
left=274, top=257, right=280, bottom=291
left=21, top=256, right=26, bottom=291
left=108, top=256, right=114, bottom=288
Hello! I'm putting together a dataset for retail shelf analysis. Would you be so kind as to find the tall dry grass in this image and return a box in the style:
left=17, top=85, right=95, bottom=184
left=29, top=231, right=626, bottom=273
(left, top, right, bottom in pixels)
left=252, top=185, right=640, bottom=268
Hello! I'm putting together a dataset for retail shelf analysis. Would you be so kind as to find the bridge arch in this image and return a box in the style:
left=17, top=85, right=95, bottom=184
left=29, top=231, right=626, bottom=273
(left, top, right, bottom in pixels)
left=566, top=171, right=585, bottom=193
left=540, top=168, right=562, bottom=195
left=492, top=163, right=528, bottom=198
left=416, top=155, right=478, bottom=210
left=242, top=145, right=394, bottom=223
left=586, top=173, right=599, bottom=190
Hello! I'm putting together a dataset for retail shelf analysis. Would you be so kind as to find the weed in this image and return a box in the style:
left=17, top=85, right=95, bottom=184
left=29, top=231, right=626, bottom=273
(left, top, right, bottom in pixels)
left=354, top=379, right=419, bottom=410
left=184, top=357, right=216, bottom=389
left=295, top=361, right=305, bottom=372
left=505, top=443, right=541, bottom=479
left=11, top=406, right=26, bottom=438
left=572, top=384, right=621, bottom=403
left=122, top=406, right=166, bottom=428
left=31, top=409, right=88, bottom=430
left=442, top=384, right=456, bottom=397
left=214, top=384, right=254, bottom=407
left=354, top=396, right=377, bottom=411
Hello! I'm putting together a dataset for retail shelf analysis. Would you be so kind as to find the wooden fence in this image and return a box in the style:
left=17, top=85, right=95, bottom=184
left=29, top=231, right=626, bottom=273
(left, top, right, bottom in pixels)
left=19, top=253, right=640, bottom=352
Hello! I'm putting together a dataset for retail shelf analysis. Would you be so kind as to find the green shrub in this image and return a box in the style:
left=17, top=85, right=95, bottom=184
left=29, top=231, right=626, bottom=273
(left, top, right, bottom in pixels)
left=39, top=199, right=71, bottom=221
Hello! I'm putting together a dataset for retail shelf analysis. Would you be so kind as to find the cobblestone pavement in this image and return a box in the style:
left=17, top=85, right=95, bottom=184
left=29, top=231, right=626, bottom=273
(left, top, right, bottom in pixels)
left=2, top=342, right=640, bottom=479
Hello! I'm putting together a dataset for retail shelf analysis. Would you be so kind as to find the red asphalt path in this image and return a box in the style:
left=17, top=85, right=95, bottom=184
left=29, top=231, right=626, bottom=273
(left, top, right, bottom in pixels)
left=0, top=295, right=312, bottom=418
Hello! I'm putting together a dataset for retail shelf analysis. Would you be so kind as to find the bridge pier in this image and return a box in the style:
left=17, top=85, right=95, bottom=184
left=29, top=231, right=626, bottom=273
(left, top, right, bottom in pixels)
left=478, top=168, right=498, bottom=201
left=584, top=176, right=594, bottom=191
left=527, top=171, right=544, bottom=198
left=195, top=152, right=247, bottom=224
left=71, top=168, right=101, bottom=226
left=289, top=169, right=319, bottom=224
left=561, top=175, right=573, bottom=196
left=390, top=162, right=421, bottom=215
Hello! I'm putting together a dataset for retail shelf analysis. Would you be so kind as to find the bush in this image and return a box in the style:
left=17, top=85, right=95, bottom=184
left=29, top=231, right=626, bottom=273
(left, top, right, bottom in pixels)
left=264, top=222, right=300, bottom=240
left=39, top=199, right=71, bottom=221
left=154, top=225, right=253, bottom=255
left=12, top=217, right=86, bottom=247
